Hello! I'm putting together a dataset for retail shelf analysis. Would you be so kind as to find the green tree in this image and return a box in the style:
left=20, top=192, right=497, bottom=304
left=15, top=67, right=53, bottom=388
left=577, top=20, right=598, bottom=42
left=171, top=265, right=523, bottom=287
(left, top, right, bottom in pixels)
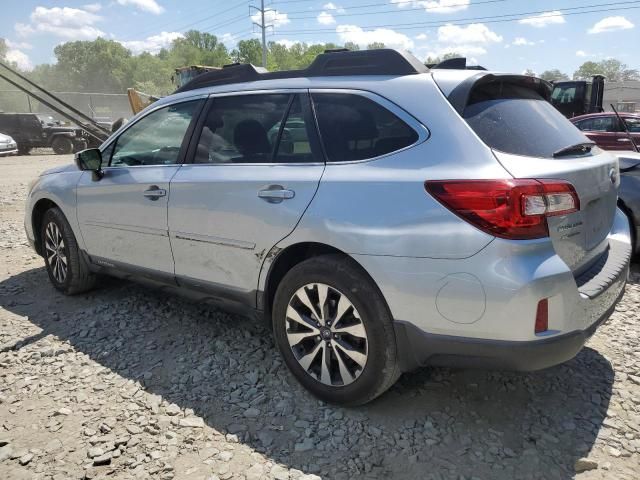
left=442, top=52, right=462, bottom=60
left=53, top=38, right=133, bottom=92
left=574, top=59, right=640, bottom=82
left=367, top=42, right=385, bottom=50
left=231, top=39, right=263, bottom=65
left=169, top=30, right=229, bottom=68
left=129, top=52, right=173, bottom=96
left=179, top=30, right=221, bottom=51
left=523, top=69, right=536, bottom=77
left=425, top=52, right=462, bottom=65
left=539, top=69, right=569, bottom=82
left=344, top=42, right=360, bottom=51
left=0, top=38, right=7, bottom=60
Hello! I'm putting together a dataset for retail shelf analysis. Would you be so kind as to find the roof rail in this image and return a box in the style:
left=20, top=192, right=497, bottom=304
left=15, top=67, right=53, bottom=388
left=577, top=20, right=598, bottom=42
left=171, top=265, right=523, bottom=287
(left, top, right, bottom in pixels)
left=175, top=48, right=429, bottom=93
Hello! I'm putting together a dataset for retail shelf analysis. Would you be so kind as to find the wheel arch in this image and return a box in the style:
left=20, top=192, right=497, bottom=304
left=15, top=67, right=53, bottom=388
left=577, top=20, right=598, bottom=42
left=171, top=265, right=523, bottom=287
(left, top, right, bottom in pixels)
left=259, top=241, right=389, bottom=320
left=31, top=198, right=60, bottom=256
left=618, top=198, right=637, bottom=254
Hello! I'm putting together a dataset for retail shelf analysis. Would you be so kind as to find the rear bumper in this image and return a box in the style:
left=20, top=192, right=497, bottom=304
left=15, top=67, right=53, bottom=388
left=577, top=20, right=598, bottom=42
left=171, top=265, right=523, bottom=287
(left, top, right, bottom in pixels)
left=354, top=208, right=631, bottom=373
left=394, top=276, right=625, bottom=372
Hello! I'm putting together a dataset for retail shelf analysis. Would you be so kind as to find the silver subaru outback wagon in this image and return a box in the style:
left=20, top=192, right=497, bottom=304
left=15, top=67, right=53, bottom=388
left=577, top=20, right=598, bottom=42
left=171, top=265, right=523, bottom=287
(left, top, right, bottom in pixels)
left=25, top=50, right=631, bottom=405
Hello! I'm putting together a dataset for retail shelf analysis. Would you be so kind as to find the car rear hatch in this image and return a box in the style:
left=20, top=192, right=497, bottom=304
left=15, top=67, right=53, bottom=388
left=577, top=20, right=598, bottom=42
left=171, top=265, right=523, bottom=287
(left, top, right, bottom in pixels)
left=433, top=71, right=619, bottom=275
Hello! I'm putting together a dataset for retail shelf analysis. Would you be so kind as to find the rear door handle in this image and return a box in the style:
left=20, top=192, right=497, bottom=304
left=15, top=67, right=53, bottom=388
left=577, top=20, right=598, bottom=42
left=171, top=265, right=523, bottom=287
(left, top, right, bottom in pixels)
left=617, top=138, right=631, bottom=142
left=143, top=185, right=167, bottom=200
left=258, top=187, right=295, bottom=203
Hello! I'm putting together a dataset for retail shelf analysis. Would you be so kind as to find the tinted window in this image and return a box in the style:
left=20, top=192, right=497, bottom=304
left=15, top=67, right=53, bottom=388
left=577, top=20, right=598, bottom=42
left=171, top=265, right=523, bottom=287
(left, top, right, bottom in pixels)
left=273, top=96, right=316, bottom=163
left=464, top=83, right=591, bottom=158
left=551, top=85, right=577, bottom=104
left=575, top=116, right=617, bottom=132
left=312, top=93, right=418, bottom=162
left=110, top=101, right=198, bottom=167
left=624, top=117, right=640, bottom=133
left=193, top=93, right=294, bottom=164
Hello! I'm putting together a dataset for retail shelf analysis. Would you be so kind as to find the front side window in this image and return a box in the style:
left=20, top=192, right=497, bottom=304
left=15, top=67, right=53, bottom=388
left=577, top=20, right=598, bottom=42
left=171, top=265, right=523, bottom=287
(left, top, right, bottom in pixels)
left=109, top=101, right=199, bottom=167
left=312, top=93, right=419, bottom=162
left=193, top=93, right=316, bottom=164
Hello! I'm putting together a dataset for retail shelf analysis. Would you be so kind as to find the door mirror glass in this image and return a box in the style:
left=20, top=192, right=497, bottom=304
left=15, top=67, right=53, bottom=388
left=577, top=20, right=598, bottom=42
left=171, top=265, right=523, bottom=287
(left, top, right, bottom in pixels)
left=75, top=148, right=102, bottom=171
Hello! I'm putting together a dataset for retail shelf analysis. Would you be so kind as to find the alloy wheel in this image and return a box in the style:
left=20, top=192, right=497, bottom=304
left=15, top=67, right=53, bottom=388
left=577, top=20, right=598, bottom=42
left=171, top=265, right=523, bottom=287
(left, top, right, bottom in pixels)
left=285, top=283, right=368, bottom=386
left=45, top=221, right=67, bottom=283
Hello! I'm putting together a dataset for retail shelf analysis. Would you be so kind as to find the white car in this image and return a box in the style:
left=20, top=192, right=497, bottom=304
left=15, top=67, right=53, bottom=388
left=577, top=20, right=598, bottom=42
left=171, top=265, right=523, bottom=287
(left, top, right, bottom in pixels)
left=0, top=132, right=18, bottom=156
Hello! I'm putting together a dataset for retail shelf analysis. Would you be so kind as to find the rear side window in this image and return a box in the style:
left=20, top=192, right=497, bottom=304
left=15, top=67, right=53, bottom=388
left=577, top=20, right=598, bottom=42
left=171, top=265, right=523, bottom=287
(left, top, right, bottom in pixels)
left=575, top=117, right=617, bottom=132
left=312, top=93, right=418, bottom=162
left=624, top=117, right=640, bottom=133
left=193, top=93, right=318, bottom=164
left=464, top=83, right=590, bottom=158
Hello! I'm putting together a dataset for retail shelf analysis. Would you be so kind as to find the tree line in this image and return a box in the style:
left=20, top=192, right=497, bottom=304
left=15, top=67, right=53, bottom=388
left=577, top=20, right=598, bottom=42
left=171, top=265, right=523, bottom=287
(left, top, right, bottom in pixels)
left=1, top=30, right=639, bottom=99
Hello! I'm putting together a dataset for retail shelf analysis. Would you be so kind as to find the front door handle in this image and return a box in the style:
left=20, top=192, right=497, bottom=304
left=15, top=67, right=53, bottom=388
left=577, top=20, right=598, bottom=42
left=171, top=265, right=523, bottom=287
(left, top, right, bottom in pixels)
left=258, top=186, right=295, bottom=203
left=143, top=185, right=167, bottom=200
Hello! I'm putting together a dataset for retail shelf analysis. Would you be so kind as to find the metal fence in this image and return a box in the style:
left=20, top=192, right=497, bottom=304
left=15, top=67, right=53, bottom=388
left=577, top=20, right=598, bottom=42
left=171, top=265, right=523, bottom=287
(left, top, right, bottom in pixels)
left=0, top=89, right=131, bottom=123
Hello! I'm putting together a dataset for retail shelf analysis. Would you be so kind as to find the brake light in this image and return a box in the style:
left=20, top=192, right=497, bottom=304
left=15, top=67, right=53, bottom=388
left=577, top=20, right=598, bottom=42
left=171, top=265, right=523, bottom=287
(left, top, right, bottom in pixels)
left=425, top=179, right=579, bottom=240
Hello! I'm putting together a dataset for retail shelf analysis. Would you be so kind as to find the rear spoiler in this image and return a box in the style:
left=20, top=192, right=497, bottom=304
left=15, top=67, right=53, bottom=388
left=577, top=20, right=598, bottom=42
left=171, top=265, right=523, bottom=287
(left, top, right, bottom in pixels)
left=448, top=73, right=553, bottom=116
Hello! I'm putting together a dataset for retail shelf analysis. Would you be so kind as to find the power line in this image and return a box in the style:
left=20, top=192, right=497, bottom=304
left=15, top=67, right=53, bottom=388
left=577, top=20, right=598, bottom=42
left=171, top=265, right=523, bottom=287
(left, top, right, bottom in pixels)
left=251, top=0, right=274, bottom=66
left=284, top=0, right=507, bottom=16
left=276, top=1, right=640, bottom=34
left=119, top=2, right=250, bottom=41
left=115, top=0, right=509, bottom=49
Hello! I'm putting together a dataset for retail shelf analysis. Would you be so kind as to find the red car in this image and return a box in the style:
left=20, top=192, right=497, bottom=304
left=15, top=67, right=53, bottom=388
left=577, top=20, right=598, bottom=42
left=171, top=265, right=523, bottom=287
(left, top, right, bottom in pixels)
left=571, top=112, right=640, bottom=151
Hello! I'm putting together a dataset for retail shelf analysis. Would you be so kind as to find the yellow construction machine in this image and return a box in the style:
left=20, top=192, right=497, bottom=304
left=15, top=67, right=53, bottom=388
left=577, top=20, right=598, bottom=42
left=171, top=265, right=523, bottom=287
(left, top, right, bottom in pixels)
left=127, top=65, right=220, bottom=114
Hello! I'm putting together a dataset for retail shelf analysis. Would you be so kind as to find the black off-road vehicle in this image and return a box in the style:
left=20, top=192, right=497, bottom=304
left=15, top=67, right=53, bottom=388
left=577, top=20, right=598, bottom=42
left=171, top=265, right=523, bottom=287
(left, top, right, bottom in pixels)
left=0, top=113, right=88, bottom=155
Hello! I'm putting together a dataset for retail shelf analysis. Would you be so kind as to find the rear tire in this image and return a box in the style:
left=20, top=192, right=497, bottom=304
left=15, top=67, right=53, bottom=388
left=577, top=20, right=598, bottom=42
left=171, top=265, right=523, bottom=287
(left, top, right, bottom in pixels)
left=51, top=136, right=74, bottom=155
left=41, top=208, right=96, bottom=295
left=272, top=254, right=399, bottom=406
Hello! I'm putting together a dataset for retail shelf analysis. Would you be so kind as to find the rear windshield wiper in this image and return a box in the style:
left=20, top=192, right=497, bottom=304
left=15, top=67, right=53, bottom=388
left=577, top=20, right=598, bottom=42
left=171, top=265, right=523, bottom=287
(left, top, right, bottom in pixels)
left=553, top=142, right=596, bottom=158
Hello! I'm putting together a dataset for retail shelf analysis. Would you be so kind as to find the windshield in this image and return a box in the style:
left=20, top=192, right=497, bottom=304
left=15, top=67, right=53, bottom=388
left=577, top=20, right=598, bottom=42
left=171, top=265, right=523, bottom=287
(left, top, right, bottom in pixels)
left=464, top=83, right=592, bottom=158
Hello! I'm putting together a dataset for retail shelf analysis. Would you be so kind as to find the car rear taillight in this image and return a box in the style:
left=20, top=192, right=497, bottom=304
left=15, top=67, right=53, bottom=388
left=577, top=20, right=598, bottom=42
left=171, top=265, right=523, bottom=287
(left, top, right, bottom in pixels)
left=425, top=179, right=579, bottom=240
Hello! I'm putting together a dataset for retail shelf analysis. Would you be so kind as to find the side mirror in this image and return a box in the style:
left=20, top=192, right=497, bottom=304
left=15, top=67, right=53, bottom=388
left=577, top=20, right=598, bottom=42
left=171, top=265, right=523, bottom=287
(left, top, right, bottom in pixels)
left=74, top=148, right=103, bottom=181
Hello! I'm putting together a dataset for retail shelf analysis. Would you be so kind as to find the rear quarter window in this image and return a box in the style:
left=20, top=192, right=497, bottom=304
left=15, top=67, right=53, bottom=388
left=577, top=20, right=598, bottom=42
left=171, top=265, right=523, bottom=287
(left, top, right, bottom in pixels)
left=312, top=93, right=419, bottom=162
left=464, top=83, right=591, bottom=158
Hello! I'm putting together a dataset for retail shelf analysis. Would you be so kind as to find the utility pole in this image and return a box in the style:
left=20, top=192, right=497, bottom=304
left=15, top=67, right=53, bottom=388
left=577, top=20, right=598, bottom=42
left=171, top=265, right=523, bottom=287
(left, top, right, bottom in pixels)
left=251, top=0, right=272, bottom=67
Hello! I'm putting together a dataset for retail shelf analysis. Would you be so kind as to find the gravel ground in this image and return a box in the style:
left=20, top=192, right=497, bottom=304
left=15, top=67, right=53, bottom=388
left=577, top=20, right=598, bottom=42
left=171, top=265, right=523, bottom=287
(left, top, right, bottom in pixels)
left=1, top=154, right=640, bottom=480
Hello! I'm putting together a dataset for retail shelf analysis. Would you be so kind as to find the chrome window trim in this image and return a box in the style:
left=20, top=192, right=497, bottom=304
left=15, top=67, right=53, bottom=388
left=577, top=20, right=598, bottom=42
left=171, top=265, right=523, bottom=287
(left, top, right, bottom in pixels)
left=309, top=88, right=430, bottom=165
left=179, top=162, right=325, bottom=167
left=207, top=88, right=309, bottom=98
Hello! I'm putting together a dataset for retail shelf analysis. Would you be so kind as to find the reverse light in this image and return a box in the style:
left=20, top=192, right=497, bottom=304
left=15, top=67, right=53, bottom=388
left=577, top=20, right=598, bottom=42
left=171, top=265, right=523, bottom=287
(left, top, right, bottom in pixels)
left=425, top=179, right=579, bottom=240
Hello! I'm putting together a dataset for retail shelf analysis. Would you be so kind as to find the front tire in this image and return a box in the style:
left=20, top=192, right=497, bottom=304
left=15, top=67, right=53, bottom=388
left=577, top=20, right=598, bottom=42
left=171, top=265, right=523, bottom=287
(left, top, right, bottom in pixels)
left=73, top=139, right=88, bottom=153
left=17, top=144, right=31, bottom=155
left=51, top=136, right=74, bottom=155
left=272, top=254, right=399, bottom=405
left=41, top=208, right=96, bottom=295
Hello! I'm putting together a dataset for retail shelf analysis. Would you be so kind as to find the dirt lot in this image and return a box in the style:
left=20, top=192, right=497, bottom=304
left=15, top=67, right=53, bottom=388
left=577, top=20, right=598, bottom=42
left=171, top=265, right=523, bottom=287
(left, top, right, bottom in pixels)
left=1, top=153, right=640, bottom=480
